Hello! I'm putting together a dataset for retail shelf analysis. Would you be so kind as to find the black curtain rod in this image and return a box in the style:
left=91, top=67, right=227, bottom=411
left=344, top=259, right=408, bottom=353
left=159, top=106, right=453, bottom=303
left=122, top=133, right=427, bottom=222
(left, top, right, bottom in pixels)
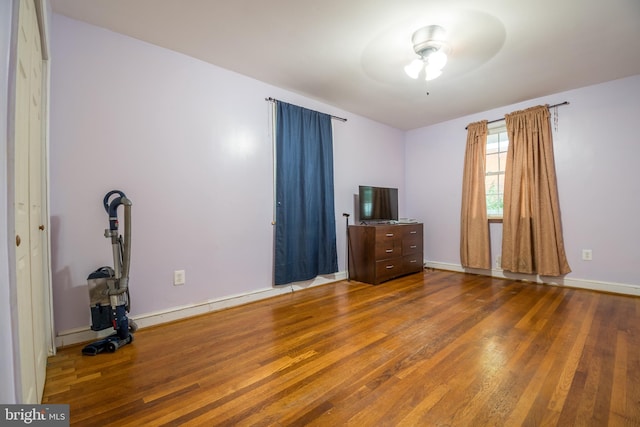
left=265, top=97, right=347, bottom=122
left=465, top=101, right=569, bottom=130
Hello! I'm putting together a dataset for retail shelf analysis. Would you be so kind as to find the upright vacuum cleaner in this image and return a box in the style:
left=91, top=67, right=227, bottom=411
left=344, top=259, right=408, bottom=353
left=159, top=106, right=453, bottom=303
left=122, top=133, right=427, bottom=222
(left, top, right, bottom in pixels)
left=82, top=190, right=137, bottom=355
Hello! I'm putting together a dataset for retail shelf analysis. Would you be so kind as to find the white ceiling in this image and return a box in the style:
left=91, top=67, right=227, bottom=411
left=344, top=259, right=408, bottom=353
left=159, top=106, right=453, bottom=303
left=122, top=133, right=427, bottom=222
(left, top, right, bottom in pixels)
left=50, top=0, right=640, bottom=130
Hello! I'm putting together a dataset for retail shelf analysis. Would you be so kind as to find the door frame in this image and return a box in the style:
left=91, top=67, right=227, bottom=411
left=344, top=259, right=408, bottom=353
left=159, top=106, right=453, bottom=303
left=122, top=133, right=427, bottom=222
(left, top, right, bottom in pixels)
left=35, top=0, right=55, bottom=361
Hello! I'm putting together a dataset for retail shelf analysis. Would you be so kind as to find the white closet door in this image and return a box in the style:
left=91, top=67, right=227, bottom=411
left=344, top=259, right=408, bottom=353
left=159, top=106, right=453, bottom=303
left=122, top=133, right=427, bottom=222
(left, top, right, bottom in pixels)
left=14, top=0, right=48, bottom=404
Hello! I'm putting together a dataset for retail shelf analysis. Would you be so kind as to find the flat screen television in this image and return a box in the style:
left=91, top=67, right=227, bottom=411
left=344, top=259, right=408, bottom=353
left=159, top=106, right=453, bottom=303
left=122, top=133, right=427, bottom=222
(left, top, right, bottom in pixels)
left=358, top=185, right=398, bottom=223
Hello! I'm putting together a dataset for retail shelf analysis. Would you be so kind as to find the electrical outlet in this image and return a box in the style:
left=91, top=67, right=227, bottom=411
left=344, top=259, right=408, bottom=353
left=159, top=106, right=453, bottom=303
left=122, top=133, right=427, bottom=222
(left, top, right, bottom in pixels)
left=581, top=249, right=592, bottom=261
left=174, top=270, right=186, bottom=286
left=495, top=255, right=502, bottom=269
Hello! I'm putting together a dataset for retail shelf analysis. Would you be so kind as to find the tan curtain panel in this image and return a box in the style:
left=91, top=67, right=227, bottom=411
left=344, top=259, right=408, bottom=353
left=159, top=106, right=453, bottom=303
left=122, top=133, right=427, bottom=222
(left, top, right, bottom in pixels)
left=460, top=120, right=490, bottom=269
left=502, top=105, right=571, bottom=276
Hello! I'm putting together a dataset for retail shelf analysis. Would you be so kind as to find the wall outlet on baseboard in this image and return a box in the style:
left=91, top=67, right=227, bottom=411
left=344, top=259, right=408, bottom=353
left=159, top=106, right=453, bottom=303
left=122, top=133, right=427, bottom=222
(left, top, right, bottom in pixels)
left=582, top=249, right=593, bottom=261
left=174, top=269, right=186, bottom=286
left=495, top=255, right=502, bottom=269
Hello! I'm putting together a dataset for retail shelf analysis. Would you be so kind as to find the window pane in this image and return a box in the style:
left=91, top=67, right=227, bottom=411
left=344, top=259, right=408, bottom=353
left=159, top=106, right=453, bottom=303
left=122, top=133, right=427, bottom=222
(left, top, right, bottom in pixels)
left=485, top=124, right=508, bottom=217
left=486, top=194, right=502, bottom=216
left=487, top=134, right=499, bottom=154
left=486, top=153, right=500, bottom=174
left=485, top=175, right=498, bottom=194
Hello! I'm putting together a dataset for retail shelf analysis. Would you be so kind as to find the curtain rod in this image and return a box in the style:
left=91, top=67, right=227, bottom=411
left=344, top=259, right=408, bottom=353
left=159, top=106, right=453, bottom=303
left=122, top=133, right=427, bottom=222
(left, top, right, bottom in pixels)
left=265, top=97, right=347, bottom=122
left=465, top=101, right=569, bottom=130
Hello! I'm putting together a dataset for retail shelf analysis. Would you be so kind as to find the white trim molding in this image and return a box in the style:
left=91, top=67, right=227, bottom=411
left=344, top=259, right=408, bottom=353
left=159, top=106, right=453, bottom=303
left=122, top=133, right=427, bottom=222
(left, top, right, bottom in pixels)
left=55, top=272, right=346, bottom=348
left=425, top=261, right=640, bottom=297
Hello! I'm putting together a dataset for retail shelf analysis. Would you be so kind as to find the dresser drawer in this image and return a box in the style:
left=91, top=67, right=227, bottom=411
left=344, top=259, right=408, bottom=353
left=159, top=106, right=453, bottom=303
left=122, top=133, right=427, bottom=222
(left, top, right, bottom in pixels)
left=375, top=257, right=403, bottom=282
left=375, top=240, right=401, bottom=259
left=402, top=224, right=422, bottom=239
left=403, top=254, right=423, bottom=274
left=402, top=237, right=422, bottom=255
left=375, top=226, right=401, bottom=241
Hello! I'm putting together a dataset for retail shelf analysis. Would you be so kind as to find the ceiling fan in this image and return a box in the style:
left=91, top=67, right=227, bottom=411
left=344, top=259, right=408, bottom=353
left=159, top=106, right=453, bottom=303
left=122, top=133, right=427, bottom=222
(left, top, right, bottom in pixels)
left=404, top=25, right=450, bottom=81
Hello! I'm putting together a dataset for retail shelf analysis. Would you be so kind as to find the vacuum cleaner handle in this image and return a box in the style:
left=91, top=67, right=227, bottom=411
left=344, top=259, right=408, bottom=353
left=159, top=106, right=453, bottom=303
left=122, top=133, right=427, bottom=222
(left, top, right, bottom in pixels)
left=120, top=200, right=132, bottom=282
left=103, top=190, right=131, bottom=231
left=102, top=190, right=133, bottom=296
left=104, top=190, right=126, bottom=212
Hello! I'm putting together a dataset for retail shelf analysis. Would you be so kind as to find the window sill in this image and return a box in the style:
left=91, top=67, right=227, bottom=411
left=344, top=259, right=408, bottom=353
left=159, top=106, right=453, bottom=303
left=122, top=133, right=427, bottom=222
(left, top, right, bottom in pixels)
left=488, top=216, right=503, bottom=223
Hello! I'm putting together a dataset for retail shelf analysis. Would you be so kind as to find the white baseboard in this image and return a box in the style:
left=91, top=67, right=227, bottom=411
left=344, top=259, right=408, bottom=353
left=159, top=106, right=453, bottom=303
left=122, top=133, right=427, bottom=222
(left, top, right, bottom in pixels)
left=424, top=261, right=640, bottom=297
left=55, top=272, right=346, bottom=348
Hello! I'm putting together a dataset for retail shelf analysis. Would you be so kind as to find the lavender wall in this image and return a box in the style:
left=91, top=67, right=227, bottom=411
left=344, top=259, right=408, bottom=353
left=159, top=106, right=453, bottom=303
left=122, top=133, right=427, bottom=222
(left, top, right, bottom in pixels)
left=405, top=75, right=640, bottom=290
left=49, top=15, right=405, bottom=334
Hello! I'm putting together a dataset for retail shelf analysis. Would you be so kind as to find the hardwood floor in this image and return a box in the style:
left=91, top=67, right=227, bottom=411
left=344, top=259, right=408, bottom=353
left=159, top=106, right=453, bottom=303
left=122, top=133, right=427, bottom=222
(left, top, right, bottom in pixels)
left=42, top=270, right=640, bottom=426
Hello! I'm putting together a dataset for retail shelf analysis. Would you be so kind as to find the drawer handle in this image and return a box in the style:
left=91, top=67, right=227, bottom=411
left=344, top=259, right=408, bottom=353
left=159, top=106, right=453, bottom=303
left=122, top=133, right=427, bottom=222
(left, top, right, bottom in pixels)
left=385, top=233, right=394, bottom=237
left=410, top=231, right=417, bottom=234
left=385, top=249, right=393, bottom=253
left=409, top=260, right=417, bottom=263
left=410, top=245, right=417, bottom=249
left=385, top=265, right=395, bottom=269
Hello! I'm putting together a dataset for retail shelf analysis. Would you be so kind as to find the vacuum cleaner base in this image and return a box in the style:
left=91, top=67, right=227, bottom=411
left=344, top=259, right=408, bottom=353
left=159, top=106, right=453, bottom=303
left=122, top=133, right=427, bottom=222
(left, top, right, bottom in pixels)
left=82, top=333, right=133, bottom=356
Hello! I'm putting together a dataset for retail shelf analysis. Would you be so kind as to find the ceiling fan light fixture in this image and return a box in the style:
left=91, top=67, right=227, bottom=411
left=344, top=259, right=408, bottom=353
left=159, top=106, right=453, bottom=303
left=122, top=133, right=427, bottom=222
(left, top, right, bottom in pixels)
left=425, top=67, right=443, bottom=81
left=426, top=50, right=447, bottom=70
left=404, top=59, right=424, bottom=79
left=405, top=24, right=449, bottom=81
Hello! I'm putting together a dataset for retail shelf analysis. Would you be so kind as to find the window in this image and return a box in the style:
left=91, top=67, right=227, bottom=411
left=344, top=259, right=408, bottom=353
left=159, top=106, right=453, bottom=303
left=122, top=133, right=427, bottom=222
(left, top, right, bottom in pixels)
left=485, top=121, right=509, bottom=218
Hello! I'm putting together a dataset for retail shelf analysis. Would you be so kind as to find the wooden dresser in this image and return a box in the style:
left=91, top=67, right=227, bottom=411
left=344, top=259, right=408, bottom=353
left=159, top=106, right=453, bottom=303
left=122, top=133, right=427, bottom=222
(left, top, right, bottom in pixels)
left=347, top=223, right=423, bottom=285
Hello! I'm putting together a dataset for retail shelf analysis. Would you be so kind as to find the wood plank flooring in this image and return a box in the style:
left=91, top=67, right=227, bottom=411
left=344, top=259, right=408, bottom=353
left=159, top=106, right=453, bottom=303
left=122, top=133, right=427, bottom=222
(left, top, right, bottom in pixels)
left=42, top=270, right=640, bottom=426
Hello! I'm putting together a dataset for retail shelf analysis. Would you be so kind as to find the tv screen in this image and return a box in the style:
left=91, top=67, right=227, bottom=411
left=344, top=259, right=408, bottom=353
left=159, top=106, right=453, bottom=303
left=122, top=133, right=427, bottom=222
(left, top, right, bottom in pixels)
left=359, top=185, right=398, bottom=223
